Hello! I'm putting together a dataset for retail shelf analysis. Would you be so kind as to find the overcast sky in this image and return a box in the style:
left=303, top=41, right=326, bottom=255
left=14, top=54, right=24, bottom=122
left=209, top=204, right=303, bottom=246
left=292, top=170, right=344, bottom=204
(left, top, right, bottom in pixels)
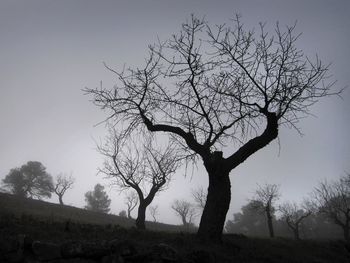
left=0, top=0, right=349, bottom=225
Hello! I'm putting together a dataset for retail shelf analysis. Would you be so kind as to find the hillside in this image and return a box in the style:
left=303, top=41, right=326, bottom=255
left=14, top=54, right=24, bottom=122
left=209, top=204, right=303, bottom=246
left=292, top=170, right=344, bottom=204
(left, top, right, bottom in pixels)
left=1, top=192, right=350, bottom=263
left=0, top=192, right=186, bottom=232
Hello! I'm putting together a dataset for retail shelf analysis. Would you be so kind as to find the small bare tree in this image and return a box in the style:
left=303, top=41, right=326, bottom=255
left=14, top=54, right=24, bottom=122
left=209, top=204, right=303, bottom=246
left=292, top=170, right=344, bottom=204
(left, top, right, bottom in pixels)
left=171, top=199, right=196, bottom=227
left=124, top=190, right=138, bottom=219
left=191, top=186, right=207, bottom=210
left=98, top=128, right=181, bottom=229
left=54, top=173, right=75, bottom=205
left=279, top=201, right=312, bottom=240
left=149, top=205, right=159, bottom=222
left=251, top=183, right=280, bottom=238
left=86, top=15, right=338, bottom=242
left=312, top=173, right=350, bottom=241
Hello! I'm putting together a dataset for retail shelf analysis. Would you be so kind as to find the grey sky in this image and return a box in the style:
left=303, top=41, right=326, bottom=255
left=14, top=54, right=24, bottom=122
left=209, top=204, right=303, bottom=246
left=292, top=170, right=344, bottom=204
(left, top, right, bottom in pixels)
left=0, top=0, right=349, bottom=225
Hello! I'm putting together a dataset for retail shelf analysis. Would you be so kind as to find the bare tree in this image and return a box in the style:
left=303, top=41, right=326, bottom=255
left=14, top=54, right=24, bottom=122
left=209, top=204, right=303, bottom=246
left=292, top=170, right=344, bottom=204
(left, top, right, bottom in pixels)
left=279, top=201, right=312, bottom=240
left=54, top=173, right=75, bottom=205
left=124, top=190, right=138, bottom=219
left=124, top=191, right=138, bottom=219
left=149, top=205, right=159, bottom=222
left=98, top=128, right=180, bottom=229
left=85, top=15, right=338, bottom=242
left=251, top=183, right=280, bottom=238
left=171, top=199, right=196, bottom=227
left=312, top=173, right=350, bottom=241
left=191, top=186, right=207, bottom=210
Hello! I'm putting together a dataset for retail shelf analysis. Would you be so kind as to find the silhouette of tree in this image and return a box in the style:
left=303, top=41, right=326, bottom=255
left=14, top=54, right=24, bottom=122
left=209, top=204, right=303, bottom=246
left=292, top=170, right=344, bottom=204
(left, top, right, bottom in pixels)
left=84, top=184, right=111, bottom=213
left=2, top=161, right=53, bottom=199
left=124, top=190, right=138, bottom=219
left=54, top=173, right=75, bottom=205
left=171, top=199, right=196, bottom=227
left=85, top=15, right=338, bottom=243
left=191, top=186, right=207, bottom=210
left=98, top=128, right=180, bottom=230
left=279, top=201, right=312, bottom=240
left=149, top=205, right=159, bottom=222
left=251, top=184, right=280, bottom=238
left=312, top=173, right=350, bottom=241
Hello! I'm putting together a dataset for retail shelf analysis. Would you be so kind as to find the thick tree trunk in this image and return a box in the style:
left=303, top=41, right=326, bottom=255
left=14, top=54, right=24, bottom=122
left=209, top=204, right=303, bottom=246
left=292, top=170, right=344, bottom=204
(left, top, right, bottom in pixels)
left=266, top=210, right=274, bottom=238
left=197, top=164, right=231, bottom=244
left=136, top=203, right=147, bottom=230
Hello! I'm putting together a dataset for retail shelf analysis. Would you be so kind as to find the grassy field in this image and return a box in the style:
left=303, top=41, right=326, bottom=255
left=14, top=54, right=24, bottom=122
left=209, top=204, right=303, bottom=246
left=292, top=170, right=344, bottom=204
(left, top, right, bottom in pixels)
left=0, top=192, right=349, bottom=262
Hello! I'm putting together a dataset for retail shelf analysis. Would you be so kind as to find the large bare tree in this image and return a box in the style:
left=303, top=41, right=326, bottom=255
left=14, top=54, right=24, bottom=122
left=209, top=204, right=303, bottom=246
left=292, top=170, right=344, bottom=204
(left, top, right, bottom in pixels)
left=279, top=201, right=312, bottom=240
left=251, top=183, right=280, bottom=238
left=312, top=173, right=350, bottom=241
left=54, top=173, right=75, bottom=205
left=98, top=128, right=180, bottom=229
left=85, top=15, right=337, bottom=242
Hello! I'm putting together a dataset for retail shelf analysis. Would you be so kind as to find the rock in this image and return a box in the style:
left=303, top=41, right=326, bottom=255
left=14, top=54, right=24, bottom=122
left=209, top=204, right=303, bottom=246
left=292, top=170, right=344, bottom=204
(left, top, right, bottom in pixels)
left=101, top=254, right=125, bottom=263
left=61, top=241, right=109, bottom=259
left=49, top=259, right=97, bottom=263
left=61, top=241, right=84, bottom=258
left=151, top=243, right=178, bottom=261
left=188, top=249, right=216, bottom=263
left=32, top=241, right=62, bottom=261
left=81, top=242, right=110, bottom=259
left=109, top=239, right=137, bottom=257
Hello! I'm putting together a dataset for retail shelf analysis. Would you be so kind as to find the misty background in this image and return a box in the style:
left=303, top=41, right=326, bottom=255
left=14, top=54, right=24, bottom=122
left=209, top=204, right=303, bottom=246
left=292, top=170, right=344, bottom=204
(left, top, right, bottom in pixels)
left=0, top=0, right=349, bottom=225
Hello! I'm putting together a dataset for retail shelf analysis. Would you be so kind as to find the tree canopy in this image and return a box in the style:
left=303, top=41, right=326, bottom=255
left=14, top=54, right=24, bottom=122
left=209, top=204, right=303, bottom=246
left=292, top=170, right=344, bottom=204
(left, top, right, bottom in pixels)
left=86, top=15, right=338, bottom=243
left=2, top=161, right=53, bottom=199
left=85, top=184, right=111, bottom=214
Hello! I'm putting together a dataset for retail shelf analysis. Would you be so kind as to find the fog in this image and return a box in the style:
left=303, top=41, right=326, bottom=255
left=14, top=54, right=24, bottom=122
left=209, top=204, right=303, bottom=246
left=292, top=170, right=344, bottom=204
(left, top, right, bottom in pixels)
left=0, top=0, right=349, bottom=225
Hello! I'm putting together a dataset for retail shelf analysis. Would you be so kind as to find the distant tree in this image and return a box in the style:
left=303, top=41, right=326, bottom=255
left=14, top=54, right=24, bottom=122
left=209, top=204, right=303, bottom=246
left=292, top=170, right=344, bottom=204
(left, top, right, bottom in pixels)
left=149, top=205, right=159, bottom=222
left=85, top=14, right=338, bottom=243
left=119, top=210, right=127, bottom=218
left=2, top=161, right=53, bottom=199
left=251, top=184, right=280, bottom=238
left=191, top=186, right=207, bottom=210
left=124, top=190, right=138, bottom=219
left=98, top=128, right=181, bottom=229
left=84, top=184, right=111, bottom=213
left=54, top=173, right=75, bottom=205
left=279, top=201, right=312, bottom=240
left=225, top=200, right=268, bottom=236
left=312, top=173, right=350, bottom=241
left=171, top=199, right=196, bottom=227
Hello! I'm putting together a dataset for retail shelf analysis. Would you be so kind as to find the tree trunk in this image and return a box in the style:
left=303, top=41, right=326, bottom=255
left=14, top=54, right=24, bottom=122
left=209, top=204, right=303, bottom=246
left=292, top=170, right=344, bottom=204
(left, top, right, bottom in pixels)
left=127, top=209, right=132, bottom=219
left=181, top=215, right=188, bottom=226
left=266, top=209, right=274, bottom=238
left=136, top=203, right=147, bottom=230
left=58, top=194, right=64, bottom=205
left=197, top=164, right=231, bottom=244
left=294, top=226, right=300, bottom=241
